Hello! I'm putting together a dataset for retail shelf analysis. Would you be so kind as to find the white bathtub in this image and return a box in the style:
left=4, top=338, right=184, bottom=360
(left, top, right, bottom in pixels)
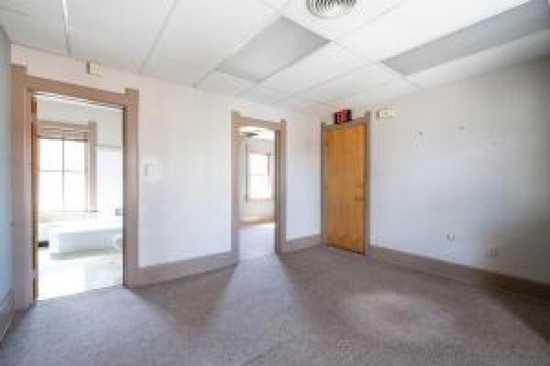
left=41, top=217, right=123, bottom=255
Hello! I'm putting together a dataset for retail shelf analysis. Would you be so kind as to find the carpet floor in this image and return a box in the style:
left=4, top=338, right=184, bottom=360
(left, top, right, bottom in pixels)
left=1, top=246, right=549, bottom=365
left=239, top=223, right=275, bottom=260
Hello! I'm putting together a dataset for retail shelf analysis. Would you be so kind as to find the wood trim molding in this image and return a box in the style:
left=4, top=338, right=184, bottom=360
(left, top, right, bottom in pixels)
left=231, top=111, right=287, bottom=257
left=10, top=64, right=140, bottom=308
left=26, top=75, right=128, bottom=107
left=135, top=252, right=237, bottom=286
left=282, top=234, right=322, bottom=253
left=123, top=88, right=140, bottom=287
left=370, top=245, right=550, bottom=302
left=0, top=291, right=15, bottom=342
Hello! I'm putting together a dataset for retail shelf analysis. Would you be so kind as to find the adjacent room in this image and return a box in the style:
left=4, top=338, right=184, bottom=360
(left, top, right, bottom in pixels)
left=35, top=95, right=124, bottom=300
left=238, top=126, right=277, bottom=260
left=0, top=0, right=549, bottom=365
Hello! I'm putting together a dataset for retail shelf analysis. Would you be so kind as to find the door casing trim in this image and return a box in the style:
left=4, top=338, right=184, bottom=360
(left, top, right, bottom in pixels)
left=231, top=111, right=287, bottom=256
left=11, top=64, right=139, bottom=309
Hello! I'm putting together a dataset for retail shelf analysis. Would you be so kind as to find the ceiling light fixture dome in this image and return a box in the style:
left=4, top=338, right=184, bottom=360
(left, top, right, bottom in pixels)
left=307, top=0, right=357, bottom=19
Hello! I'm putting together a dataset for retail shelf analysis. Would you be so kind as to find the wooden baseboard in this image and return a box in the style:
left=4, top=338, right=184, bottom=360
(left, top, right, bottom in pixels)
left=282, top=234, right=322, bottom=253
left=135, top=252, right=238, bottom=287
left=370, top=246, right=550, bottom=302
left=0, top=290, right=15, bottom=342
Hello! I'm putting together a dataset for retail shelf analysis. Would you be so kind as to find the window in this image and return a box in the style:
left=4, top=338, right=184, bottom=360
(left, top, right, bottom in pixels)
left=247, top=152, right=272, bottom=200
left=38, top=124, right=91, bottom=212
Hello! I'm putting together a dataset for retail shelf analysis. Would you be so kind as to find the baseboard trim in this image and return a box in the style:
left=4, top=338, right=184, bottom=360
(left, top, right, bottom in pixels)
left=136, top=252, right=238, bottom=287
left=282, top=234, right=322, bottom=253
left=0, top=291, right=15, bottom=342
left=369, top=246, right=550, bottom=302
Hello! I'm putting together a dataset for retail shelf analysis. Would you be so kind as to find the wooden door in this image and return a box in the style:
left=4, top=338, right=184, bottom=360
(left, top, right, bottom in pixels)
left=323, top=121, right=367, bottom=254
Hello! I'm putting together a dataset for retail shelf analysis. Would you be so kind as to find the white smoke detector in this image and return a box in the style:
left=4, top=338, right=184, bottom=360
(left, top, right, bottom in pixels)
left=307, top=0, right=357, bottom=18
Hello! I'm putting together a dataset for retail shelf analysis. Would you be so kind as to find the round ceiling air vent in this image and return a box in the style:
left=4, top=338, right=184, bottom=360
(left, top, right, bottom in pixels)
left=307, top=0, right=357, bottom=19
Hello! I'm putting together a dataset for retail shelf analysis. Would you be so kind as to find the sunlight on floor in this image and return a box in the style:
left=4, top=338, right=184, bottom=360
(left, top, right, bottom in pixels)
left=38, top=248, right=123, bottom=300
left=239, top=222, right=275, bottom=260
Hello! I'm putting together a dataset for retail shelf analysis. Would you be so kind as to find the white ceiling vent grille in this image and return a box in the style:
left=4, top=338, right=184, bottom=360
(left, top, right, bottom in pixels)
left=307, top=0, right=357, bottom=18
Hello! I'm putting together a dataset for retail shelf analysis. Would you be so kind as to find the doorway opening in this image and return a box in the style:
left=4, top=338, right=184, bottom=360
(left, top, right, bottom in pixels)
left=33, top=95, right=124, bottom=300
left=238, top=126, right=276, bottom=260
left=232, top=112, right=287, bottom=261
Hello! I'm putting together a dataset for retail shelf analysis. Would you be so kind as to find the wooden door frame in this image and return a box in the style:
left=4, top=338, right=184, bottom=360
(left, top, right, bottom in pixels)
left=321, top=114, right=371, bottom=255
left=231, top=111, right=287, bottom=256
left=11, top=65, right=140, bottom=309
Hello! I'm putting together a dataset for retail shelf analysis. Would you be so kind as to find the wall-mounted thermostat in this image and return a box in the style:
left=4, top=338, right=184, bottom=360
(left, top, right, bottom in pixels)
left=377, top=107, right=396, bottom=119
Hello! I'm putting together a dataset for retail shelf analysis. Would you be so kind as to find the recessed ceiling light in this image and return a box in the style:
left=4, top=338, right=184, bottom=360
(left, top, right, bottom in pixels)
left=383, top=0, right=550, bottom=75
left=307, top=0, right=357, bottom=19
left=217, top=18, right=327, bottom=83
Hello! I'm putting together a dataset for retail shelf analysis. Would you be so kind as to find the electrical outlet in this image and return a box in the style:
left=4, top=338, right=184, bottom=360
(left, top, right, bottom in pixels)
left=486, top=246, right=499, bottom=259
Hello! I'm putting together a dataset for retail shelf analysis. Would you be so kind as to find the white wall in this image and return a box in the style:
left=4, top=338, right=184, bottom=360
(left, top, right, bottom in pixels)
left=12, top=45, right=321, bottom=267
left=239, top=137, right=274, bottom=222
left=350, top=58, right=550, bottom=284
left=0, top=28, right=12, bottom=301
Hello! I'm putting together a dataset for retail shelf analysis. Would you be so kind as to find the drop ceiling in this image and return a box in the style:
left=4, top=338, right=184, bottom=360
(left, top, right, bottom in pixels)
left=1, top=0, right=549, bottom=118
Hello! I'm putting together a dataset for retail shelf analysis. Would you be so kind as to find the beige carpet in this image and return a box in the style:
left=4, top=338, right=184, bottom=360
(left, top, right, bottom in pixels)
left=1, top=246, right=549, bottom=365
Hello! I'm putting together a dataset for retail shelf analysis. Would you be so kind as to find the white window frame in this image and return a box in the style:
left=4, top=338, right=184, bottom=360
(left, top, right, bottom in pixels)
left=246, top=148, right=274, bottom=201
left=37, top=121, right=97, bottom=213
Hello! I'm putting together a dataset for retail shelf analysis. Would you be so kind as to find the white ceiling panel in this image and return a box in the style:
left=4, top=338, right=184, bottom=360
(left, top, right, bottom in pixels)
left=0, top=0, right=64, bottom=20
left=282, top=0, right=404, bottom=40
left=152, top=0, right=277, bottom=80
left=240, top=86, right=289, bottom=105
left=262, top=43, right=366, bottom=92
left=70, top=30, right=147, bottom=73
left=217, top=18, right=327, bottom=82
left=408, top=30, right=550, bottom=88
left=261, top=0, right=290, bottom=10
left=334, top=79, right=417, bottom=108
left=340, top=0, right=530, bottom=60
left=142, top=54, right=209, bottom=86
left=0, top=0, right=66, bottom=54
left=299, top=64, right=398, bottom=104
left=68, top=0, right=174, bottom=53
left=197, top=71, right=256, bottom=96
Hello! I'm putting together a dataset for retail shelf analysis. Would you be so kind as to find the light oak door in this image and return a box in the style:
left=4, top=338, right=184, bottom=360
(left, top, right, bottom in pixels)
left=323, top=122, right=367, bottom=254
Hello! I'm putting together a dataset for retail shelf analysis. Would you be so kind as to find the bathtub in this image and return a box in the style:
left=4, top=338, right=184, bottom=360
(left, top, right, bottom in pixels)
left=41, top=217, right=123, bottom=255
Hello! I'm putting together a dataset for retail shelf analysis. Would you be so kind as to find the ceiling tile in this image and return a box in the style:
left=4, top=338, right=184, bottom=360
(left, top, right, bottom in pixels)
left=217, top=18, right=327, bottom=83
left=142, top=54, right=208, bottom=86
left=152, top=0, right=277, bottom=81
left=383, top=0, right=550, bottom=75
left=68, top=0, right=173, bottom=52
left=261, top=0, right=290, bottom=10
left=0, top=0, right=64, bottom=20
left=0, top=0, right=66, bottom=55
left=70, top=30, right=147, bottom=73
left=282, top=0, right=404, bottom=40
left=262, top=43, right=366, bottom=93
left=299, top=63, right=398, bottom=103
left=240, top=86, right=289, bottom=105
left=333, top=79, right=417, bottom=108
left=340, top=0, right=530, bottom=60
left=197, top=71, right=256, bottom=96
left=408, top=30, right=550, bottom=88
